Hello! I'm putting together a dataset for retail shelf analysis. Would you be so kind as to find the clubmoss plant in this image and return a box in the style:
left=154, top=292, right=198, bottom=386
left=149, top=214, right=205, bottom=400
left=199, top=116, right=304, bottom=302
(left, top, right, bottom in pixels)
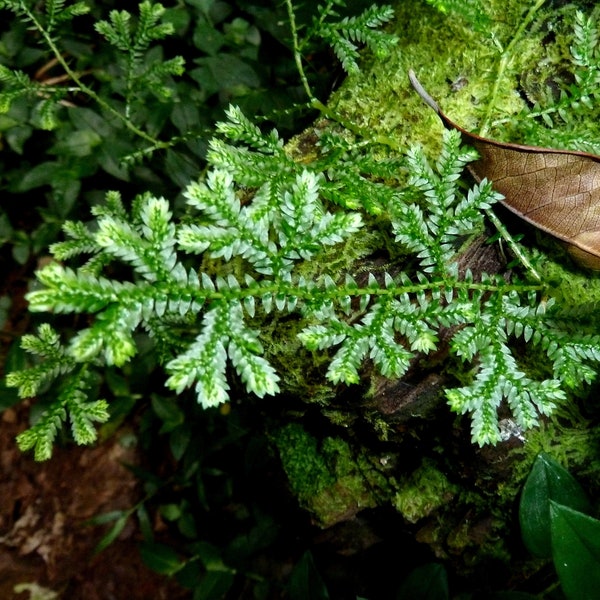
left=8, top=115, right=600, bottom=458
left=5, top=0, right=600, bottom=461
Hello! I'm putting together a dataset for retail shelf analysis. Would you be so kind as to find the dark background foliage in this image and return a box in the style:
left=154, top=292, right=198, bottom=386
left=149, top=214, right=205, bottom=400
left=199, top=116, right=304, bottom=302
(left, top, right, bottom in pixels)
left=0, top=1, right=424, bottom=598
left=1, top=1, right=599, bottom=598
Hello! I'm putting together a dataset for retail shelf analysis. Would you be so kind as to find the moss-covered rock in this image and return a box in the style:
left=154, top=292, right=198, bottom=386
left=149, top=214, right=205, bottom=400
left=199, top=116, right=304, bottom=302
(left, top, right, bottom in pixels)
left=269, top=0, right=600, bottom=582
left=272, top=423, right=394, bottom=527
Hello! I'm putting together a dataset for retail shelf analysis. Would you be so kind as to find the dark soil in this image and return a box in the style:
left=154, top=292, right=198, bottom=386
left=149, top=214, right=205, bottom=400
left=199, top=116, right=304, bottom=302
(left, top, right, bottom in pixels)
left=0, top=402, right=190, bottom=600
left=0, top=256, right=190, bottom=599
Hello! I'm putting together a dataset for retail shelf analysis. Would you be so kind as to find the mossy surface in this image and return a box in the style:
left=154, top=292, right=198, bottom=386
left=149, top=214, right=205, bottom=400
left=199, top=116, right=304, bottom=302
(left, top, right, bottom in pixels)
left=268, top=0, right=600, bottom=572
left=330, top=0, right=600, bottom=153
left=392, top=459, right=457, bottom=524
left=272, top=423, right=393, bottom=527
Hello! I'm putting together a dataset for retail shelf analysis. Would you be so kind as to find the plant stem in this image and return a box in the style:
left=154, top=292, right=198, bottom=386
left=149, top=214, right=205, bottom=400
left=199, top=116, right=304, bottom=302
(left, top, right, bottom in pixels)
left=283, top=0, right=314, bottom=102
left=479, top=0, right=547, bottom=136
left=21, top=1, right=165, bottom=148
left=177, top=277, right=545, bottom=306
left=283, top=0, right=401, bottom=150
left=485, top=208, right=542, bottom=282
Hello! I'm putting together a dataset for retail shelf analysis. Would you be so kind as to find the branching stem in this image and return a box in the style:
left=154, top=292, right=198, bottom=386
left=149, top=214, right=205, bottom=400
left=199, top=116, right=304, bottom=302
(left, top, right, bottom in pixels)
left=480, top=0, right=547, bottom=136
left=18, top=0, right=166, bottom=148
left=484, top=208, right=542, bottom=283
left=283, top=0, right=401, bottom=150
left=181, top=278, right=545, bottom=304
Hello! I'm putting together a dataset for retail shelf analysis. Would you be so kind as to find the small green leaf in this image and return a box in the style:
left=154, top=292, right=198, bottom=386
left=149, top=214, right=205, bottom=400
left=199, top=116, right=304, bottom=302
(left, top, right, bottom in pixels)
left=395, top=563, right=449, bottom=600
left=94, top=513, right=129, bottom=554
left=519, top=453, right=592, bottom=558
left=139, top=541, right=185, bottom=575
left=169, top=423, right=191, bottom=461
left=84, top=509, right=125, bottom=526
left=289, top=551, right=329, bottom=600
left=550, top=502, right=600, bottom=600
left=193, top=571, right=235, bottom=600
left=137, top=504, right=154, bottom=541
left=151, top=394, right=184, bottom=432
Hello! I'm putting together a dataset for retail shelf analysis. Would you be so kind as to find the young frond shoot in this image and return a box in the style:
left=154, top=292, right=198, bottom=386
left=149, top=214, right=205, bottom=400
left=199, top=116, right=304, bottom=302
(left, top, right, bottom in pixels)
left=8, top=112, right=600, bottom=458
left=306, top=2, right=397, bottom=74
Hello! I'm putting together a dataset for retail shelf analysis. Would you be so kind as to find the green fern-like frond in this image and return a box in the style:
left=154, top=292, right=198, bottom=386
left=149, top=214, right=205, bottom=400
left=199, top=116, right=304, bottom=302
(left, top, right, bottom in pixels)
left=15, top=370, right=108, bottom=460
left=94, top=1, right=183, bottom=115
left=9, top=109, right=600, bottom=457
left=216, top=105, right=283, bottom=153
left=5, top=324, right=76, bottom=398
left=309, top=3, right=397, bottom=74
left=0, top=0, right=89, bottom=39
left=0, top=65, right=62, bottom=121
left=45, top=0, right=89, bottom=36
left=392, top=129, right=499, bottom=274
left=180, top=167, right=362, bottom=277
left=447, top=290, right=564, bottom=444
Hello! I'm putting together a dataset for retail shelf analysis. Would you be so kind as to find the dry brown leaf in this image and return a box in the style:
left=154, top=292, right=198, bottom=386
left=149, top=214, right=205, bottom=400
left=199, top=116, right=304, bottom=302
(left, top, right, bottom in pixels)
left=409, top=70, right=600, bottom=269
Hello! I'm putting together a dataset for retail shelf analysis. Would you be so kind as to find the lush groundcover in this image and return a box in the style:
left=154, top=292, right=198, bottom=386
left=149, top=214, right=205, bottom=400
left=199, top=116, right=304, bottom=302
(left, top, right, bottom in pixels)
left=1, top=0, right=600, bottom=598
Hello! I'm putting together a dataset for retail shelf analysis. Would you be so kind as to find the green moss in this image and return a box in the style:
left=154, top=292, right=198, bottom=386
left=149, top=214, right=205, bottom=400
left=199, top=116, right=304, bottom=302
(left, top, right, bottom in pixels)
left=329, top=1, right=595, bottom=154
left=272, top=423, right=335, bottom=501
left=272, top=423, right=392, bottom=527
left=392, top=459, right=458, bottom=524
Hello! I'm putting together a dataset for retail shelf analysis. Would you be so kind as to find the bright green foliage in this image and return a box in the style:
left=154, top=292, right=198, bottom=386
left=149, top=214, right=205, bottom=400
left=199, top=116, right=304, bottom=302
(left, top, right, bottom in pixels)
left=94, top=1, right=185, bottom=115
left=7, top=324, right=74, bottom=397
left=8, top=117, right=600, bottom=455
left=307, top=2, right=397, bottom=74
left=486, top=8, right=600, bottom=155
left=393, top=139, right=491, bottom=274
left=424, top=0, right=490, bottom=33
left=6, top=324, right=109, bottom=460
left=4, top=0, right=600, bottom=460
left=524, top=10, right=600, bottom=135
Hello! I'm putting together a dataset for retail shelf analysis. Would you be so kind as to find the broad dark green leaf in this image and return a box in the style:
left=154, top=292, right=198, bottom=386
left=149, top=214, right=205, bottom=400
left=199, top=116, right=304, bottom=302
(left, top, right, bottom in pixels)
left=189, top=540, right=224, bottom=568
left=151, top=394, right=184, bottom=432
left=193, top=19, right=225, bottom=55
left=69, top=106, right=113, bottom=137
left=0, top=379, right=21, bottom=411
left=139, top=541, right=185, bottom=575
left=0, top=212, right=14, bottom=244
left=136, top=504, right=154, bottom=541
left=169, top=423, right=192, bottom=461
left=5, top=124, right=33, bottom=154
left=550, top=501, right=600, bottom=600
left=13, top=161, right=61, bottom=191
left=163, top=7, right=191, bottom=35
left=289, top=551, right=330, bottom=600
left=519, top=453, right=591, bottom=557
left=193, top=571, right=235, bottom=600
left=51, top=129, right=102, bottom=157
left=196, top=54, right=260, bottom=92
left=396, top=563, right=449, bottom=600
